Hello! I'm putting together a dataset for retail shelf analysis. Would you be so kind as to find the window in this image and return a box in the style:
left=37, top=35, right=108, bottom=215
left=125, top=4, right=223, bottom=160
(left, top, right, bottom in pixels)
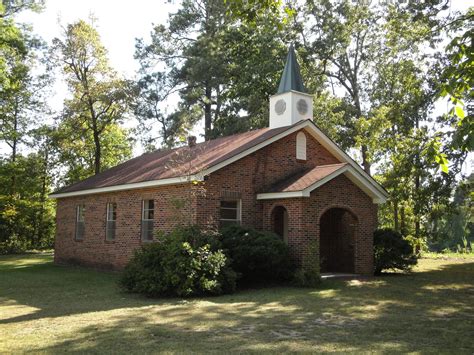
left=220, top=200, right=241, bottom=227
left=75, top=205, right=85, bottom=241
left=296, top=131, right=307, bottom=160
left=106, top=202, right=117, bottom=241
left=141, top=199, right=154, bottom=241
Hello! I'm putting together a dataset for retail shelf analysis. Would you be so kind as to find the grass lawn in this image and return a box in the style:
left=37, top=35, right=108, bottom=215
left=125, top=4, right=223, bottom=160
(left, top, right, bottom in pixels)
left=1, top=254, right=473, bottom=353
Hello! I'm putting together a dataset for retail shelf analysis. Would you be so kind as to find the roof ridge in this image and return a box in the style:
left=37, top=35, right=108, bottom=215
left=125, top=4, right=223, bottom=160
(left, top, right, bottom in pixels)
left=145, top=126, right=272, bottom=156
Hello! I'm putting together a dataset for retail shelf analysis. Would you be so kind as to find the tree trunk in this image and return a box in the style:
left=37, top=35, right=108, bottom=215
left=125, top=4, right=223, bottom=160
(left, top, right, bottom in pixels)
left=204, top=83, right=212, bottom=141
left=36, top=147, right=49, bottom=246
left=413, top=117, right=421, bottom=238
left=414, top=174, right=420, bottom=238
left=353, top=94, right=371, bottom=174
left=400, top=204, right=406, bottom=236
left=10, top=101, right=19, bottom=195
left=93, top=129, right=101, bottom=174
left=361, top=145, right=371, bottom=174
left=393, top=200, right=399, bottom=232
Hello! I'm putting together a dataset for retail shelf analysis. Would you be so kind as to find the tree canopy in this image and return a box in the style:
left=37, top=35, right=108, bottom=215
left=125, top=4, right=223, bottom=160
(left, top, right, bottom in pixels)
left=0, top=0, right=472, bottom=253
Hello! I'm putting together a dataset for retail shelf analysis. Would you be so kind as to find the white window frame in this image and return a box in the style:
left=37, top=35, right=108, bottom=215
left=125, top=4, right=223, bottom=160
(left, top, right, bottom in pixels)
left=296, top=131, right=307, bottom=160
left=75, top=205, right=85, bottom=241
left=141, top=199, right=154, bottom=241
left=219, top=199, right=242, bottom=226
left=106, top=202, right=117, bottom=241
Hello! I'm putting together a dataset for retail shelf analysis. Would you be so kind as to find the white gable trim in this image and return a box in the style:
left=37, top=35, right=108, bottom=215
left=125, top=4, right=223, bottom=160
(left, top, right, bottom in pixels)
left=257, top=165, right=386, bottom=204
left=49, top=175, right=203, bottom=199
left=302, top=121, right=387, bottom=198
left=203, top=120, right=387, bottom=201
left=202, top=120, right=312, bottom=176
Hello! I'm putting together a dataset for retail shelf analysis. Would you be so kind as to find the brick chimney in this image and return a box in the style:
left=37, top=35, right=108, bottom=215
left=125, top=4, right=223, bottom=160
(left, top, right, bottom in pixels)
left=187, top=135, right=197, bottom=147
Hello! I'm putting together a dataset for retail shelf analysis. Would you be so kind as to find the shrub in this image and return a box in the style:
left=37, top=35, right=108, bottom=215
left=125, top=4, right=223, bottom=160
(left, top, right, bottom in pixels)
left=0, top=234, right=28, bottom=255
left=220, top=224, right=294, bottom=284
left=404, top=235, right=427, bottom=255
left=293, top=238, right=321, bottom=287
left=374, top=228, right=418, bottom=275
left=120, top=225, right=237, bottom=297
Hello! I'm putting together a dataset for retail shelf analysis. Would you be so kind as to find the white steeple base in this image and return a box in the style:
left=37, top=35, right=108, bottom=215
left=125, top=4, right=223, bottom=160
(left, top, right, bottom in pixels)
left=269, top=90, right=313, bottom=129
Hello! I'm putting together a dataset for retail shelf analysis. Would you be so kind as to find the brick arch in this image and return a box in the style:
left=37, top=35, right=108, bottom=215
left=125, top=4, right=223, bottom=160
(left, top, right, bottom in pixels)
left=264, top=202, right=289, bottom=222
left=260, top=199, right=304, bottom=252
left=317, top=204, right=359, bottom=225
left=319, top=206, right=359, bottom=273
left=270, top=205, right=289, bottom=243
left=269, top=203, right=289, bottom=214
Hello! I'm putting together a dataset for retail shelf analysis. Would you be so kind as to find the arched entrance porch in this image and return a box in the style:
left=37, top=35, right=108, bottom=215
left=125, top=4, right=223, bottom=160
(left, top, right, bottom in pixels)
left=319, top=207, right=357, bottom=273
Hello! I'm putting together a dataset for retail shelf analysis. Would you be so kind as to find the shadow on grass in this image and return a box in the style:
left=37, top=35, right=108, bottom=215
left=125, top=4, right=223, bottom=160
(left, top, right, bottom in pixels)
left=1, top=255, right=473, bottom=352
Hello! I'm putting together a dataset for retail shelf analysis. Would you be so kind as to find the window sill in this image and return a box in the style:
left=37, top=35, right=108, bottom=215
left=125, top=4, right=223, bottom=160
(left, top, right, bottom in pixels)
left=141, top=239, right=155, bottom=244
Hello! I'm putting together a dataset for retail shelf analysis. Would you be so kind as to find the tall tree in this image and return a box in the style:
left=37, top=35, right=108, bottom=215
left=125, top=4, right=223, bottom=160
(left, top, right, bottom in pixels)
left=53, top=120, right=132, bottom=186
left=302, top=0, right=379, bottom=173
left=0, top=1, right=49, bottom=194
left=135, top=0, right=293, bottom=145
left=300, top=0, right=453, bottom=174
left=52, top=19, right=132, bottom=174
left=437, top=8, right=473, bottom=157
left=135, top=0, right=230, bottom=142
left=0, top=1, right=56, bottom=252
left=0, top=0, right=44, bottom=18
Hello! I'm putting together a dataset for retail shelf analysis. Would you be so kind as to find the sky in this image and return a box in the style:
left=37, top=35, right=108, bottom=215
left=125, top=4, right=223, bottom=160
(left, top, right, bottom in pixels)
left=9, top=0, right=473, bottom=175
left=17, top=0, right=179, bottom=112
left=19, top=0, right=175, bottom=78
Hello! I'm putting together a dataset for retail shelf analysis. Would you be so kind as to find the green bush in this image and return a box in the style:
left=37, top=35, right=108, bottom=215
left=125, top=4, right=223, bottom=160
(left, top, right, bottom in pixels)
left=0, top=234, right=29, bottom=255
left=293, top=238, right=321, bottom=287
left=404, top=235, right=427, bottom=255
left=374, top=228, right=418, bottom=275
left=0, top=194, right=55, bottom=254
left=220, top=225, right=294, bottom=284
left=120, top=225, right=237, bottom=297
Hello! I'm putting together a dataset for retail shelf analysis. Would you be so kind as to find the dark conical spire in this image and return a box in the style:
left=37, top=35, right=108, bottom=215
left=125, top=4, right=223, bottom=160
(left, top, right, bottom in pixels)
left=277, top=44, right=306, bottom=94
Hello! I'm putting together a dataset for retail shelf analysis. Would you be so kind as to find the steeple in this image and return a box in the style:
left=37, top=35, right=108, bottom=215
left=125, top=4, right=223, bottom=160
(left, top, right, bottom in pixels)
left=277, top=44, right=306, bottom=94
left=269, top=44, right=313, bottom=129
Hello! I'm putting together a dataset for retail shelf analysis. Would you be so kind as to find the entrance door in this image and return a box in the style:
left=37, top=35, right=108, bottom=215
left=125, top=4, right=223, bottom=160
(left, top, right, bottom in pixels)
left=319, top=208, right=356, bottom=273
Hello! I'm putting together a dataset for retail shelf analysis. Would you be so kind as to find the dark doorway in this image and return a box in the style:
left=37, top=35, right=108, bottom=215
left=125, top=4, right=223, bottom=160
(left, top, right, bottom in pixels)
left=272, top=206, right=288, bottom=243
left=319, top=208, right=357, bottom=273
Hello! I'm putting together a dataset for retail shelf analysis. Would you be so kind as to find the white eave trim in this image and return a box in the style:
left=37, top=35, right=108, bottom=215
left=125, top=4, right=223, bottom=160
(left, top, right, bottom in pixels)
left=49, top=175, right=203, bottom=199
left=302, top=121, right=388, bottom=198
left=257, top=165, right=387, bottom=204
left=256, top=191, right=306, bottom=200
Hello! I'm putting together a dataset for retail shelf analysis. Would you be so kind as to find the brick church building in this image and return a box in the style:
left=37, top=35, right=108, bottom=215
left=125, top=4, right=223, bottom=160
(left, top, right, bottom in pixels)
left=51, top=46, right=387, bottom=274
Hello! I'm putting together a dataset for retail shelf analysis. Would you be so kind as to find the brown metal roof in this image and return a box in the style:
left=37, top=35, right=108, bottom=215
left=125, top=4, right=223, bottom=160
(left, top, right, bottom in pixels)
left=54, top=124, right=294, bottom=194
left=266, top=163, right=348, bottom=193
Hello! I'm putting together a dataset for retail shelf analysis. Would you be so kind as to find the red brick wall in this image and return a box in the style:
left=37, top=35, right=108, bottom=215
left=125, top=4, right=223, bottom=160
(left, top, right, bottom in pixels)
left=54, top=184, right=197, bottom=269
left=306, top=174, right=377, bottom=274
left=54, top=128, right=378, bottom=273
left=196, top=129, right=339, bottom=229
left=260, top=175, right=377, bottom=275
